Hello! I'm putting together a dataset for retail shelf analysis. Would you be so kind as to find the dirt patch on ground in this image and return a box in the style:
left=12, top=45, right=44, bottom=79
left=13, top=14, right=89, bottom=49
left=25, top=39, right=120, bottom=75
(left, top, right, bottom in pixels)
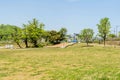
left=46, top=43, right=74, bottom=48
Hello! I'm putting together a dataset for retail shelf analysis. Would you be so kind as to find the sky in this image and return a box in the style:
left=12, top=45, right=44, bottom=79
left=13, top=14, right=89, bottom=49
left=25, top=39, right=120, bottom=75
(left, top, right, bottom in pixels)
left=0, top=0, right=120, bottom=34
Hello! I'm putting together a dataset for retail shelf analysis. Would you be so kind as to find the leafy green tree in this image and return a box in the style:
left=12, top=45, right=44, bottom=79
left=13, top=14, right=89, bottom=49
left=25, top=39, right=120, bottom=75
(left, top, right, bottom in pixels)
left=59, top=28, right=67, bottom=42
left=0, top=24, right=23, bottom=48
left=108, top=34, right=116, bottom=39
left=22, top=24, right=29, bottom=48
left=97, top=17, right=111, bottom=46
left=48, top=28, right=67, bottom=44
left=79, top=28, right=94, bottom=46
left=0, top=24, right=17, bottom=42
left=27, top=18, right=45, bottom=47
left=12, top=27, right=22, bottom=48
left=48, top=30, right=61, bottom=44
left=42, top=30, right=50, bottom=43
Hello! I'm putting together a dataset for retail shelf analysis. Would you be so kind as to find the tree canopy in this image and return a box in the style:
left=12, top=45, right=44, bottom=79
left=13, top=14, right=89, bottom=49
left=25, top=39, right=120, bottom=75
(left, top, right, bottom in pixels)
left=79, top=28, right=94, bottom=46
left=0, top=17, right=115, bottom=48
left=97, top=17, right=111, bottom=46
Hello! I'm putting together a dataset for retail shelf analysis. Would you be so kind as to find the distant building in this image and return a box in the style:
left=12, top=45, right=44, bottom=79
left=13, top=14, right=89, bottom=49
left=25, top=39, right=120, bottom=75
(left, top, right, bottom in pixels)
left=66, top=33, right=79, bottom=43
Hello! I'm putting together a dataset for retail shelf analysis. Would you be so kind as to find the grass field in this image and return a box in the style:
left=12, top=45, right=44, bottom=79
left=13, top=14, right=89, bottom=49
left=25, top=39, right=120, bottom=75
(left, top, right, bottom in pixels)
left=0, top=43, right=120, bottom=80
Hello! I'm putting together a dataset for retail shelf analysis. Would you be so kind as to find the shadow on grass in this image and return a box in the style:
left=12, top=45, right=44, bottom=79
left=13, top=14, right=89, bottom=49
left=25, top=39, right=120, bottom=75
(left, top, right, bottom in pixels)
left=81, top=45, right=94, bottom=47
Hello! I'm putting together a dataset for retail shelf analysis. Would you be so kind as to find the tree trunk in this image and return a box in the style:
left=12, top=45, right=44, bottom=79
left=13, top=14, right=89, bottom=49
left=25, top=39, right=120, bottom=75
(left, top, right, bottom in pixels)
left=33, top=40, right=38, bottom=47
left=16, top=42, right=22, bottom=48
left=25, top=38, right=29, bottom=48
left=86, top=40, right=89, bottom=46
left=103, top=38, right=106, bottom=47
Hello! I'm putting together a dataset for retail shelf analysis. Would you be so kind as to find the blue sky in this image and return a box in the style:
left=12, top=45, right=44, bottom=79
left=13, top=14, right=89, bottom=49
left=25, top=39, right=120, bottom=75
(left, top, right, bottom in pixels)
left=0, top=0, right=120, bottom=34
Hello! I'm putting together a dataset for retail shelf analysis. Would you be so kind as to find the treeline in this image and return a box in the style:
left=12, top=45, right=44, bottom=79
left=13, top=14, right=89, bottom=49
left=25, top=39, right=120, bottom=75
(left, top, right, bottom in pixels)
left=0, top=18, right=67, bottom=48
left=0, top=17, right=118, bottom=48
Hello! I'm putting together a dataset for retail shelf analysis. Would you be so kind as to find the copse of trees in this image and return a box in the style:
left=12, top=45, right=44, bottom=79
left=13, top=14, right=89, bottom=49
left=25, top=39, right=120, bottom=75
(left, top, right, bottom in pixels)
left=48, top=30, right=61, bottom=44
left=47, top=28, right=67, bottom=44
left=0, top=18, right=67, bottom=48
left=0, top=17, right=117, bottom=48
left=0, top=24, right=19, bottom=42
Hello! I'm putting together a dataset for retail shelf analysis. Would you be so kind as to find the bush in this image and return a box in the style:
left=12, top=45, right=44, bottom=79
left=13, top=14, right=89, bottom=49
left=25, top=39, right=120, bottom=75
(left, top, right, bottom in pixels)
left=37, top=42, right=49, bottom=48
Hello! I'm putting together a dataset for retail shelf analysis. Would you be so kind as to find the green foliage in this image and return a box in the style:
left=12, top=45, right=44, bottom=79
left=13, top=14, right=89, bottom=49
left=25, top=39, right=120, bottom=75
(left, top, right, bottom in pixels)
left=0, top=17, right=113, bottom=47
left=59, top=28, right=67, bottom=41
left=42, top=31, right=51, bottom=43
left=47, top=28, right=67, bottom=44
left=48, top=30, right=61, bottom=44
left=79, top=28, right=94, bottom=46
left=0, top=24, right=19, bottom=42
left=108, top=34, right=116, bottom=39
left=12, top=27, right=23, bottom=48
left=0, top=19, right=67, bottom=47
left=97, top=17, right=111, bottom=46
left=22, top=24, right=29, bottom=48
left=23, top=18, right=45, bottom=47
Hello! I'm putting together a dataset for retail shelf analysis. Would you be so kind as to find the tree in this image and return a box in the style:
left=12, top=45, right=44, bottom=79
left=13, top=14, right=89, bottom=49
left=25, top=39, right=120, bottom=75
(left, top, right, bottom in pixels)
left=79, top=28, right=94, bottom=46
left=48, top=30, right=61, bottom=44
left=27, top=18, right=45, bottom=47
left=0, top=24, right=23, bottom=48
left=47, top=28, right=67, bottom=45
left=0, top=24, right=18, bottom=42
left=42, top=30, right=50, bottom=43
left=97, top=17, right=111, bottom=46
left=12, top=27, right=22, bottom=48
left=59, top=28, right=67, bottom=42
left=22, top=24, right=29, bottom=48
left=108, top=33, right=116, bottom=39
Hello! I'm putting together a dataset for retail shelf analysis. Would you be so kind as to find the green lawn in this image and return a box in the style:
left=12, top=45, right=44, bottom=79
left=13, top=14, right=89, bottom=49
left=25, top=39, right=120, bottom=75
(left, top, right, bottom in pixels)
left=0, top=44, right=120, bottom=80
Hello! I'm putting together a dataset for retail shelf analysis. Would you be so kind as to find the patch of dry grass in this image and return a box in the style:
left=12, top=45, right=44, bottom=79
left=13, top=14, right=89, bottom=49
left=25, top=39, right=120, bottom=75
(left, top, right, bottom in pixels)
left=0, top=44, right=120, bottom=80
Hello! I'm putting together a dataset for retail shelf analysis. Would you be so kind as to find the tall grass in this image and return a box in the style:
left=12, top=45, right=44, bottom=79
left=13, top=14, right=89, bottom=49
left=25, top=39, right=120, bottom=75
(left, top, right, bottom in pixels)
left=0, top=43, right=120, bottom=80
